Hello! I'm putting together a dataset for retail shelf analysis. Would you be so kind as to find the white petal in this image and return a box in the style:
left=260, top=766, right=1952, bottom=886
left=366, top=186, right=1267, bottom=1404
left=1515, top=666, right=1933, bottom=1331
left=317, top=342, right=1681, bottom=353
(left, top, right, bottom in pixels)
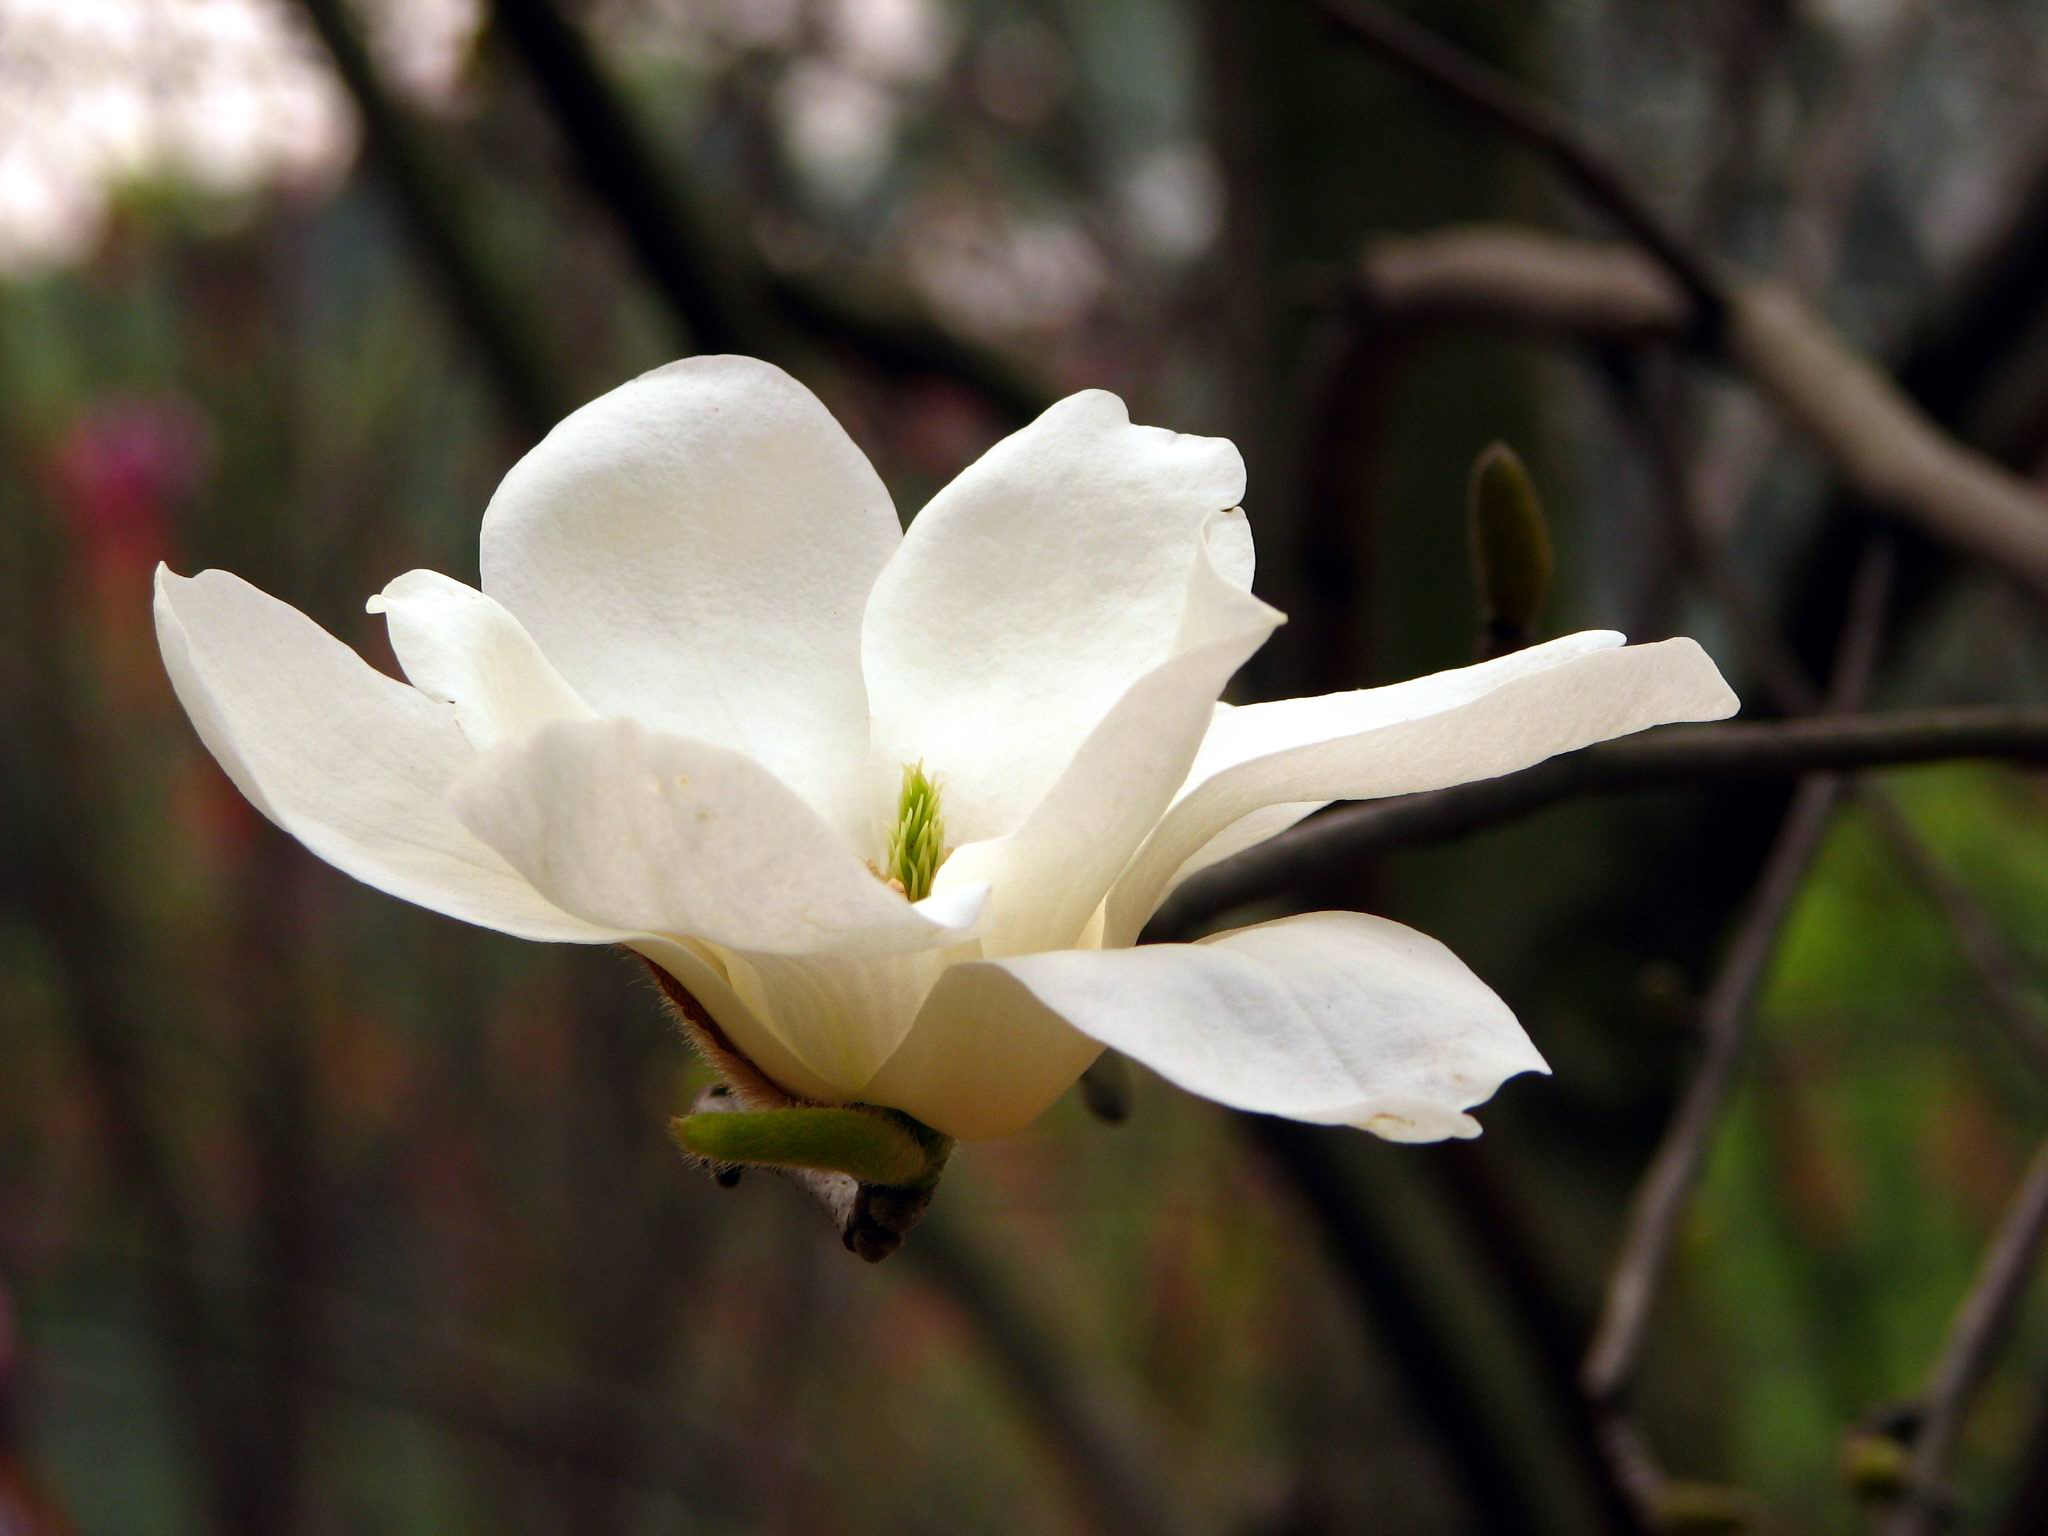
left=858, top=954, right=1106, bottom=1140
left=631, top=936, right=849, bottom=1105
left=934, top=513, right=1281, bottom=956
left=1107, top=633, right=1738, bottom=942
left=449, top=717, right=986, bottom=958
left=479, top=356, right=901, bottom=840
left=367, top=570, right=592, bottom=752
left=862, top=390, right=1249, bottom=843
left=723, top=944, right=970, bottom=1102
left=154, top=566, right=607, bottom=942
left=978, top=911, right=1548, bottom=1139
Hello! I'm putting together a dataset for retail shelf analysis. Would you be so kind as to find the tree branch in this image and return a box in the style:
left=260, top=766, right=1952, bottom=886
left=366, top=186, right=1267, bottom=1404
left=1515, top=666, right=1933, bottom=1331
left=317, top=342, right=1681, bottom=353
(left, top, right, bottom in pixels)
left=1151, top=706, right=2048, bottom=941
left=1358, top=226, right=2048, bottom=601
left=1888, top=1141, right=2048, bottom=1536
left=1309, top=0, right=1725, bottom=325
left=487, top=0, right=1046, bottom=422
left=487, top=0, right=748, bottom=354
left=906, top=1221, right=1196, bottom=1536
left=1581, top=543, right=1892, bottom=1461
left=294, top=0, right=567, bottom=437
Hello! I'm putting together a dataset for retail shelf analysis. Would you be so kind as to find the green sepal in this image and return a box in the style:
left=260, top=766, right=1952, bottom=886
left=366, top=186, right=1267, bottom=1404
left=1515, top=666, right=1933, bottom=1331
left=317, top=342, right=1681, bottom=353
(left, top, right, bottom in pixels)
left=1465, top=441, right=1554, bottom=643
left=670, top=1106, right=947, bottom=1188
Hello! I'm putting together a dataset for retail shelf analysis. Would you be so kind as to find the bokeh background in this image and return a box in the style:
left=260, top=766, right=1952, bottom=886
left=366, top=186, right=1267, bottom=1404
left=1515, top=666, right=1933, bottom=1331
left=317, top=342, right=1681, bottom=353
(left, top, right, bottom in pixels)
left=4, top=1, right=2048, bottom=1532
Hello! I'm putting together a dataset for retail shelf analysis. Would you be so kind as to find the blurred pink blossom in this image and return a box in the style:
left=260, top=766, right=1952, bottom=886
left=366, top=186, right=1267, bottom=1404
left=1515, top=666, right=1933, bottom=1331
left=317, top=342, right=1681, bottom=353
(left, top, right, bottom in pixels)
left=47, top=395, right=210, bottom=570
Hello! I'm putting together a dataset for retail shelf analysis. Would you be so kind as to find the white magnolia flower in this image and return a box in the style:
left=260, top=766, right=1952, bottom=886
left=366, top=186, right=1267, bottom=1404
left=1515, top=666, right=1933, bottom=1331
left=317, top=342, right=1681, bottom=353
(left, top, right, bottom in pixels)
left=155, top=356, right=1736, bottom=1143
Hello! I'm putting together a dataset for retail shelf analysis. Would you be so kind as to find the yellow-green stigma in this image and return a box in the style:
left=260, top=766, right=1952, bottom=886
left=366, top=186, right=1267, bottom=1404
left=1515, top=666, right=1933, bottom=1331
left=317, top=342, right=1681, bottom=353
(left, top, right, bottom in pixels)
left=885, top=761, right=947, bottom=902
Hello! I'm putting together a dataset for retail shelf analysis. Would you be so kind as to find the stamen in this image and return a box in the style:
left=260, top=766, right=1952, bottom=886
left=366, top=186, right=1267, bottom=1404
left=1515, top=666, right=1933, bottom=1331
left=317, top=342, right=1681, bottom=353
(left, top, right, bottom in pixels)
left=884, top=761, right=947, bottom=902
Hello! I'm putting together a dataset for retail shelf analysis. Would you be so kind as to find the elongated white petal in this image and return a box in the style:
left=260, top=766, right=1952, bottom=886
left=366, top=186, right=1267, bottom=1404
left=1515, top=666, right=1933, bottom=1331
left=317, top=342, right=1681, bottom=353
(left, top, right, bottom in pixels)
left=858, top=952, right=1106, bottom=1140
left=863, top=391, right=1250, bottom=843
left=450, top=717, right=986, bottom=959
left=479, top=356, right=900, bottom=841
left=935, top=513, right=1281, bottom=956
left=367, top=570, right=592, bottom=751
left=154, top=566, right=608, bottom=942
left=1108, top=633, right=1737, bottom=941
left=976, top=911, right=1548, bottom=1139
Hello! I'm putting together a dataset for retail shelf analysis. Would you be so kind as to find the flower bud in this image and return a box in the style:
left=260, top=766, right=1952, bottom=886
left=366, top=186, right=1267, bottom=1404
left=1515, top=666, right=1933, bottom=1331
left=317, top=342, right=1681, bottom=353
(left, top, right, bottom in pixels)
left=1466, top=441, right=1553, bottom=659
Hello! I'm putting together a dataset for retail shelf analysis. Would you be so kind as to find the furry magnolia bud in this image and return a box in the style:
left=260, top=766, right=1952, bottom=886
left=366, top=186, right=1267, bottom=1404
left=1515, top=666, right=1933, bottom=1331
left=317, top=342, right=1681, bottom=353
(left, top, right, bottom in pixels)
left=1466, top=441, right=1554, bottom=659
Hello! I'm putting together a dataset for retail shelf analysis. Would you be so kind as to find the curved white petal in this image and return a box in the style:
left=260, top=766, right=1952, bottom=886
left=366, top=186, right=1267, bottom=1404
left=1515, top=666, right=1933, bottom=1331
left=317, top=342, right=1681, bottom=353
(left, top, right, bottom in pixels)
left=154, top=565, right=608, bottom=942
left=479, top=356, right=901, bottom=840
left=858, top=954, right=1106, bottom=1140
left=450, top=717, right=986, bottom=959
left=367, top=570, right=592, bottom=751
left=631, top=937, right=849, bottom=1106
left=863, top=391, right=1249, bottom=844
left=723, top=944, right=972, bottom=1103
left=976, top=911, right=1548, bottom=1140
left=1107, top=633, right=1738, bottom=942
left=934, top=513, right=1281, bottom=956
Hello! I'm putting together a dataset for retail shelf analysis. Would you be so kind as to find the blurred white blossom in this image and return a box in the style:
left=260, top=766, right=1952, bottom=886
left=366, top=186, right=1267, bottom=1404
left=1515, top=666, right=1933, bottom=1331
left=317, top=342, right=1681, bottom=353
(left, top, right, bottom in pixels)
left=0, top=0, right=477, bottom=273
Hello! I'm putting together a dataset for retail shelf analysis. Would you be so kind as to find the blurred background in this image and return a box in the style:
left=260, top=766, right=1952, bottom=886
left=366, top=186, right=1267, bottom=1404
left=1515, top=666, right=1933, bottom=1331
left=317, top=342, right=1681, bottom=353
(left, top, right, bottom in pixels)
left=3, top=0, right=2048, bottom=1532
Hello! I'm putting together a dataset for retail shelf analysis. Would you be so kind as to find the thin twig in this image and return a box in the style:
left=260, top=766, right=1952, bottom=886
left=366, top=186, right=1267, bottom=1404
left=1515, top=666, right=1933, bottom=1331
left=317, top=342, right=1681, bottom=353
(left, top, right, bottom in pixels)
left=1582, top=547, right=1893, bottom=1420
left=488, top=0, right=747, bottom=354
left=1862, top=794, right=2048, bottom=1084
left=906, top=1219, right=1196, bottom=1536
left=294, top=0, right=566, bottom=437
left=1246, top=1119, right=1583, bottom=1536
left=1357, top=226, right=2048, bottom=599
left=1152, top=706, right=2048, bottom=941
left=488, top=0, right=1046, bottom=422
left=1310, top=0, right=1726, bottom=324
left=1781, top=0, right=1938, bottom=300
left=1888, top=1141, right=2048, bottom=1536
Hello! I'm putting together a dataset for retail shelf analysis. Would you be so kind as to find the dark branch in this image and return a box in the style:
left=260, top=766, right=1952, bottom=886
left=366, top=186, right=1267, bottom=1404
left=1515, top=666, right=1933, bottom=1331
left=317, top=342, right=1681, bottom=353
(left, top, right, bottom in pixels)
left=1310, top=0, right=1725, bottom=328
left=488, top=0, right=1046, bottom=422
left=1889, top=1141, right=2048, bottom=1536
left=1151, top=706, right=2048, bottom=941
left=1582, top=544, right=1892, bottom=1432
left=295, top=0, right=566, bottom=437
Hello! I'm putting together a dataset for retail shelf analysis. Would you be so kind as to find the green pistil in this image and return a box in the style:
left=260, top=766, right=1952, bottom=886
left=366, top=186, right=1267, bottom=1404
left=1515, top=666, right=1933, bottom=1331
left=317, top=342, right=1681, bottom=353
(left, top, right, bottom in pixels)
left=885, top=761, right=947, bottom=902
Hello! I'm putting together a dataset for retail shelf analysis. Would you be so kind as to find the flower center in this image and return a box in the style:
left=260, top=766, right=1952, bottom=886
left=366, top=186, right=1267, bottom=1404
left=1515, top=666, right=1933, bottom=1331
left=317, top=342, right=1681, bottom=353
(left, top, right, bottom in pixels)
left=883, top=760, right=948, bottom=902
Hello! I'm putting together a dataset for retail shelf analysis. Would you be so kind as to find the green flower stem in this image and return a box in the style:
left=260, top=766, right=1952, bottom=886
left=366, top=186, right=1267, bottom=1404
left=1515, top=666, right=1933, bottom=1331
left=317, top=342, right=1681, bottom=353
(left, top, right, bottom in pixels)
left=670, top=1104, right=951, bottom=1189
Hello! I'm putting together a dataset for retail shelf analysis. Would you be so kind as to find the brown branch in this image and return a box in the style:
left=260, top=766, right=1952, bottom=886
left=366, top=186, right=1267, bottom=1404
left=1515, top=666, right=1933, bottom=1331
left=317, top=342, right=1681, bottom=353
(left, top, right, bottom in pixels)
left=1581, top=771, right=1842, bottom=1416
left=1245, top=1119, right=1589, bottom=1536
left=1581, top=545, right=1892, bottom=1429
left=1309, top=0, right=1725, bottom=324
left=1863, top=794, right=2048, bottom=1085
left=1314, top=0, right=2048, bottom=601
left=294, top=0, right=566, bottom=437
left=487, top=0, right=1047, bottom=423
left=488, top=0, right=748, bottom=355
left=1778, top=0, right=1938, bottom=301
left=906, top=1220, right=1196, bottom=1536
left=1358, top=227, right=2048, bottom=600
left=1888, top=1141, right=2048, bottom=1536
left=1151, top=706, right=2048, bottom=941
